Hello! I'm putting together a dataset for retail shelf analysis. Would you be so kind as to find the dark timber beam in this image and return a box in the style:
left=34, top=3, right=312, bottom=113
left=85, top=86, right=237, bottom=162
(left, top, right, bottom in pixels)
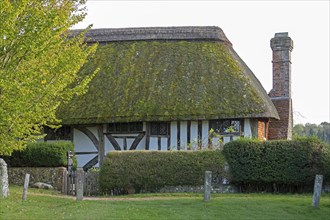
left=177, top=121, right=180, bottom=150
left=83, top=155, right=98, bottom=171
left=130, top=132, right=145, bottom=150
left=105, top=134, right=121, bottom=151
left=146, top=122, right=150, bottom=150
left=75, top=127, right=99, bottom=151
left=97, top=125, right=105, bottom=166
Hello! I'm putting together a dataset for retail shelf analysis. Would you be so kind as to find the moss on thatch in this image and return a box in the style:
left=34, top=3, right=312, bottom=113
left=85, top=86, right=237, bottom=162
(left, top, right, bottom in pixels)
left=58, top=40, right=278, bottom=124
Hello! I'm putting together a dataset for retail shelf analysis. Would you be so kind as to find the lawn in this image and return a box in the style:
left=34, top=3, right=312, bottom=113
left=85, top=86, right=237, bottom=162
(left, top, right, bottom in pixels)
left=1, top=186, right=329, bottom=220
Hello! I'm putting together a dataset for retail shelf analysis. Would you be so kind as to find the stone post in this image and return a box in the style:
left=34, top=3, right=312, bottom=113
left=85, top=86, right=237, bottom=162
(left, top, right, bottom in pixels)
left=204, top=171, right=212, bottom=201
left=22, top=173, right=30, bottom=201
left=76, top=168, right=84, bottom=201
left=312, top=175, right=323, bottom=208
left=0, top=158, right=9, bottom=198
left=58, top=167, right=68, bottom=194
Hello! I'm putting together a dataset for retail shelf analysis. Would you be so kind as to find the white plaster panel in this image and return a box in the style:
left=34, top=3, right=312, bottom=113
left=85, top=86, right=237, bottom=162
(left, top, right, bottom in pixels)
left=212, top=137, right=221, bottom=148
left=190, top=121, right=198, bottom=148
left=136, top=136, right=146, bottom=150
left=223, top=136, right=231, bottom=144
left=105, top=133, right=147, bottom=151
left=76, top=154, right=98, bottom=168
left=161, top=137, right=168, bottom=151
left=170, top=121, right=178, bottom=148
left=87, top=127, right=99, bottom=140
left=202, top=120, right=209, bottom=147
left=104, top=136, right=115, bottom=154
left=114, top=138, right=124, bottom=149
left=149, top=137, right=158, bottom=150
left=180, top=121, right=188, bottom=148
left=73, top=128, right=96, bottom=153
left=137, top=122, right=147, bottom=150
left=244, top=119, right=252, bottom=137
left=126, top=138, right=134, bottom=150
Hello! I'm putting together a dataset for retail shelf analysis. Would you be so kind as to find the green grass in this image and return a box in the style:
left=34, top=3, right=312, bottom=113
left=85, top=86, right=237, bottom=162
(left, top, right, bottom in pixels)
left=1, top=186, right=329, bottom=220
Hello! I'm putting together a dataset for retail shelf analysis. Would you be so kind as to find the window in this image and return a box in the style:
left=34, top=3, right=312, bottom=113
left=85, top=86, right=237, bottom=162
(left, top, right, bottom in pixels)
left=107, top=122, right=143, bottom=133
left=209, top=119, right=243, bottom=134
left=150, top=122, right=170, bottom=136
left=44, top=126, right=71, bottom=140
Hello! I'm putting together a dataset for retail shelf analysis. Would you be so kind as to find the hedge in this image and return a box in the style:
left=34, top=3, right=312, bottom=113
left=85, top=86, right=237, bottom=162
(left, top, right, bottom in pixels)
left=223, top=137, right=330, bottom=192
left=99, top=150, right=228, bottom=194
left=1, top=142, right=76, bottom=168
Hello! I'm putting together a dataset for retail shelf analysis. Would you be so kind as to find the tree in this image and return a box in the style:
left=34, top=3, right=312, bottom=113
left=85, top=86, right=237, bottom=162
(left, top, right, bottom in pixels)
left=0, top=0, right=98, bottom=155
left=293, top=122, right=330, bottom=144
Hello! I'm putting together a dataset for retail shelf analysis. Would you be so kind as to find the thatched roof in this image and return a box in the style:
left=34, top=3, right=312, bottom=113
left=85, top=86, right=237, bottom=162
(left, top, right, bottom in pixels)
left=58, top=26, right=279, bottom=124
left=69, top=26, right=232, bottom=44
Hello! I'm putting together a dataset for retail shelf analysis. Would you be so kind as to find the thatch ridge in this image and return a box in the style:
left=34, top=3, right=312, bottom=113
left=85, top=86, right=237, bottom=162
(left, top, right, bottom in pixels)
left=71, top=26, right=231, bottom=44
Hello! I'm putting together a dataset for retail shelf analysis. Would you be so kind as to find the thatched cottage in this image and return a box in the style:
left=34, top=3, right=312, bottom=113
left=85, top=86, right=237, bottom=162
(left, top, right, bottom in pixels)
left=45, top=27, right=293, bottom=169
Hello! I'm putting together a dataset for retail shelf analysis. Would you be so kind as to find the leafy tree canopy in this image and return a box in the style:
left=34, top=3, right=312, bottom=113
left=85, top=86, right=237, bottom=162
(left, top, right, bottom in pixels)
left=0, top=0, right=98, bottom=155
left=293, top=122, right=330, bottom=144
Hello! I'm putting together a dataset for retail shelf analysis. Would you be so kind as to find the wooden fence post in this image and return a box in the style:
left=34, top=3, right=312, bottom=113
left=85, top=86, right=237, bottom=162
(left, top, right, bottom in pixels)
left=22, top=174, right=30, bottom=201
left=312, top=174, right=323, bottom=208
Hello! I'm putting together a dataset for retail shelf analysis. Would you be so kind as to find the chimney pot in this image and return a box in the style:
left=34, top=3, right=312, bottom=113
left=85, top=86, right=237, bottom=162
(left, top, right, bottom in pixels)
left=275, top=32, right=288, bottom=37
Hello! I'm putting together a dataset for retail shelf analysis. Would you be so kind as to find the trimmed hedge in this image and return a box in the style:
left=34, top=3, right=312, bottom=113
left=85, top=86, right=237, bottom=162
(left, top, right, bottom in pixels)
left=99, top=150, right=228, bottom=194
left=1, top=142, right=76, bottom=168
left=223, top=137, right=330, bottom=192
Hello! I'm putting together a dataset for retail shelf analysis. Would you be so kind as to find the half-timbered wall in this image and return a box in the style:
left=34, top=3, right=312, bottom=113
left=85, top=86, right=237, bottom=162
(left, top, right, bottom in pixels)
left=70, top=118, right=255, bottom=167
left=74, top=127, right=100, bottom=168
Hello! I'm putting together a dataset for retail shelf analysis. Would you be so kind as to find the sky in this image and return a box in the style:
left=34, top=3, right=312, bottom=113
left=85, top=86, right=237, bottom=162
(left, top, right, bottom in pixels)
left=74, top=0, right=330, bottom=125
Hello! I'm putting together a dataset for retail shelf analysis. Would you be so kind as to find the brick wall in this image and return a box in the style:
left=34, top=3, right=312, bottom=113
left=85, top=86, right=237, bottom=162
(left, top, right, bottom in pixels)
left=257, top=119, right=269, bottom=141
left=268, top=98, right=293, bottom=140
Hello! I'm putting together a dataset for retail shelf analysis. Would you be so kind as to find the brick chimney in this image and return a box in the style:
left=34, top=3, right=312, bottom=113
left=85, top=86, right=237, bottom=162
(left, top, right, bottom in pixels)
left=268, top=33, right=293, bottom=140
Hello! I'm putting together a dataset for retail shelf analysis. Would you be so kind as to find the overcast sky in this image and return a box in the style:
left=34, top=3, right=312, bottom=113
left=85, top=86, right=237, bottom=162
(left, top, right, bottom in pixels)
left=74, top=0, right=329, bottom=125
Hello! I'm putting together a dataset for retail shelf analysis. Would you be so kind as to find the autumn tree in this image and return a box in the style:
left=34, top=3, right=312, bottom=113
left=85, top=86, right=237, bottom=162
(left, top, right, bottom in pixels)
left=0, top=0, right=97, bottom=155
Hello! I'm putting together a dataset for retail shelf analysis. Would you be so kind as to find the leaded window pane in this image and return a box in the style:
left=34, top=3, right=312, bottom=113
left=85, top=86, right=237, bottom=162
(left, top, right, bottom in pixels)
left=108, top=123, right=115, bottom=132
left=150, top=123, right=159, bottom=135
left=159, top=122, right=168, bottom=135
left=150, top=122, right=169, bottom=136
left=119, top=123, right=128, bottom=132
left=229, top=120, right=240, bottom=133
left=108, top=122, right=143, bottom=132
left=210, top=119, right=241, bottom=134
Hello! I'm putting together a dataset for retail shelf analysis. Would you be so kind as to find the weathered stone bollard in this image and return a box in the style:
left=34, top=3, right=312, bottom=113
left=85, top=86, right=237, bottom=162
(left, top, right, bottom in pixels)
left=0, top=158, right=9, bottom=198
left=204, top=171, right=212, bottom=201
left=76, top=168, right=84, bottom=201
left=62, top=169, right=68, bottom=194
left=312, top=174, right=323, bottom=208
left=22, top=173, right=30, bottom=201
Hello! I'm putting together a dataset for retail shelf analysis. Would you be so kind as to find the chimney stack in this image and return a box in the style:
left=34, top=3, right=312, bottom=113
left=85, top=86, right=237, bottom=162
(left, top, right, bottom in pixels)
left=269, top=32, right=293, bottom=98
left=268, top=33, right=293, bottom=140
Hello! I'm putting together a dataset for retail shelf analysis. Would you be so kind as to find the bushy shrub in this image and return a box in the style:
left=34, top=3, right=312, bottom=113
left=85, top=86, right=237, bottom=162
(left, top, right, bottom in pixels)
left=99, top=150, right=228, bottom=194
left=1, top=142, right=76, bottom=168
left=223, top=137, right=330, bottom=192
